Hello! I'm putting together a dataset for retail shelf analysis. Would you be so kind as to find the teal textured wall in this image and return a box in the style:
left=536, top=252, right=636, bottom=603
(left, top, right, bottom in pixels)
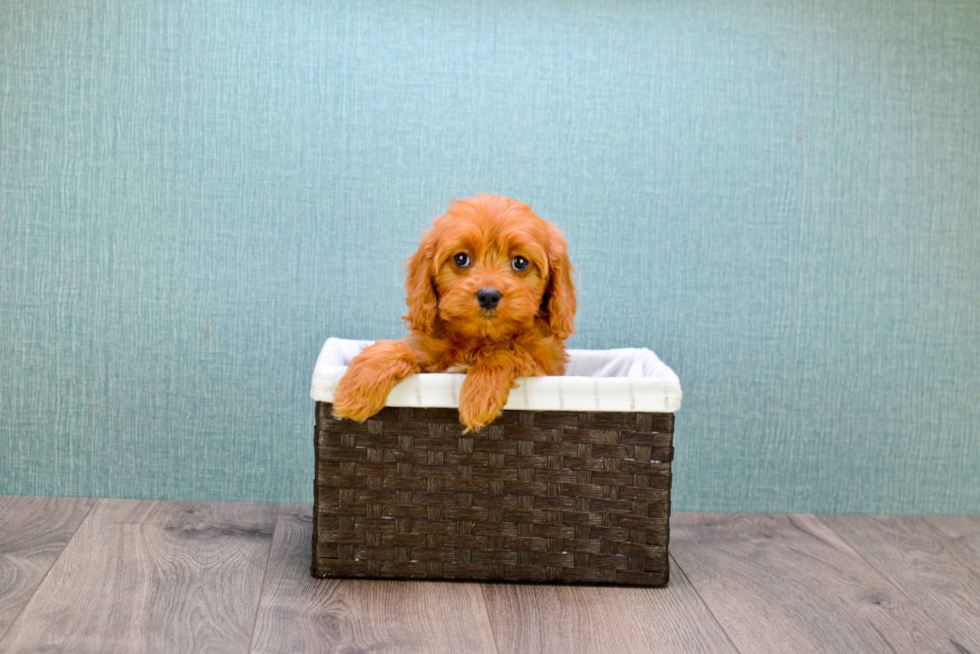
left=2, top=0, right=978, bottom=513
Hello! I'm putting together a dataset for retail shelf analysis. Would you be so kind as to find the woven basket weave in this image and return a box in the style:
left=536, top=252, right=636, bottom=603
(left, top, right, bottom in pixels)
left=312, top=402, right=674, bottom=586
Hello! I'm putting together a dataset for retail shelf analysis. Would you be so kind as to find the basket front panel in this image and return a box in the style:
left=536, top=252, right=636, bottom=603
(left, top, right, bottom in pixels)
left=312, top=403, right=673, bottom=587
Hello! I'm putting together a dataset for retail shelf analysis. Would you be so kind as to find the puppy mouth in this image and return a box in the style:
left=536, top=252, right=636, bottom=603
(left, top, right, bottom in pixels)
left=478, top=308, right=498, bottom=319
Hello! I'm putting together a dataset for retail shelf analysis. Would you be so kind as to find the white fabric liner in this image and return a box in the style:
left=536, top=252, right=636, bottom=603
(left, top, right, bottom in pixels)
left=311, top=338, right=682, bottom=413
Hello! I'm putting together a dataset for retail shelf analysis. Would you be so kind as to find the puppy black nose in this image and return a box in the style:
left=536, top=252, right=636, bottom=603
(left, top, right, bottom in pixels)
left=476, top=287, right=501, bottom=309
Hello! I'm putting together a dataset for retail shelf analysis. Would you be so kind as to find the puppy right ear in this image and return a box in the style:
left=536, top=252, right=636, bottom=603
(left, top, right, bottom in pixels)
left=403, top=230, right=439, bottom=336
left=543, top=223, right=576, bottom=340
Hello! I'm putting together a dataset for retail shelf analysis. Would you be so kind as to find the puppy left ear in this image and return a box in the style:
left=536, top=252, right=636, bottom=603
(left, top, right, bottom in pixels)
left=543, top=225, right=576, bottom=340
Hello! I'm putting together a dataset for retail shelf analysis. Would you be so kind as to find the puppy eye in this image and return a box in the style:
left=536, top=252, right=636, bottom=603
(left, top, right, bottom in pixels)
left=511, top=256, right=529, bottom=271
left=453, top=253, right=470, bottom=268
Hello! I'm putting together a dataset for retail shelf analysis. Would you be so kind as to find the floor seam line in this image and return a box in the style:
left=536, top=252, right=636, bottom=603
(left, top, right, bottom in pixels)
left=813, top=514, right=956, bottom=641
left=479, top=585, right=503, bottom=654
left=0, top=497, right=100, bottom=648
left=669, top=548, right=744, bottom=654
left=247, top=502, right=281, bottom=654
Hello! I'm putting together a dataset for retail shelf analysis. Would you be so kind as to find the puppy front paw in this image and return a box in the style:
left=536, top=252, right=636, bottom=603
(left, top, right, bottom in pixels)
left=458, top=378, right=510, bottom=432
left=331, top=371, right=389, bottom=422
left=329, top=339, right=423, bottom=422
left=332, top=390, right=387, bottom=422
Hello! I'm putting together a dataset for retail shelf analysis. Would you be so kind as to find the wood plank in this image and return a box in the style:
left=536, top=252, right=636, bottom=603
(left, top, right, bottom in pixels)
left=481, top=557, right=738, bottom=654
left=0, top=496, right=95, bottom=639
left=820, top=515, right=980, bottom=652
left=671, top=513, right=962, bottom=654
left=928, top=515, right=980, bottom=543
left=0, top=499, right=277, bottom=654
left=250, top=504, right=498, bottom=654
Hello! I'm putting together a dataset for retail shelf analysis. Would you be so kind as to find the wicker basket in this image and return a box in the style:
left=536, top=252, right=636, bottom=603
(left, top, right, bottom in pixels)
left=312, top=403, right=674, bottom=586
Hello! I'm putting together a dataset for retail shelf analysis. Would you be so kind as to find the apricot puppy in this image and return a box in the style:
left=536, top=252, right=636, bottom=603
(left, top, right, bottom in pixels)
left=332, top=194, right=576, bottom=431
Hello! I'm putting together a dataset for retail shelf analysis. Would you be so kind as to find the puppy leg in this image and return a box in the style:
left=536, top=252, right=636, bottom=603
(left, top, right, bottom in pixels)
left=458, top=350, right=536, bottom=432
left=332, top=340, right=421, bottom=421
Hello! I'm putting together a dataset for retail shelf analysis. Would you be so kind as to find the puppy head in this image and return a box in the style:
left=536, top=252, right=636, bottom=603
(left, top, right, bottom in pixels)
left=404, top=194, right=576, bottom=341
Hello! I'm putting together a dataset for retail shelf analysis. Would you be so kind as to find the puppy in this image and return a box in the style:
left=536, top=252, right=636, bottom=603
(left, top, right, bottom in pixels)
left=332, top=194, right=576, bottom=431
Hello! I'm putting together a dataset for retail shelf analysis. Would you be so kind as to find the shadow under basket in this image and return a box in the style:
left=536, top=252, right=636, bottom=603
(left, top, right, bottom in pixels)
left=312, top=403, right=675, bottom=587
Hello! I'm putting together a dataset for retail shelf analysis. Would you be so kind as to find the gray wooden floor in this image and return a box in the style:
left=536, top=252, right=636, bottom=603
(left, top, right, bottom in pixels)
left=0, top=496, right=978, bottom=653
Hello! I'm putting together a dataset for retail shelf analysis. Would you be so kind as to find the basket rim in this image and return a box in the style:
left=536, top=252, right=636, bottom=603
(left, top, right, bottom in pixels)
left=311, top=337, right=683, bottom=413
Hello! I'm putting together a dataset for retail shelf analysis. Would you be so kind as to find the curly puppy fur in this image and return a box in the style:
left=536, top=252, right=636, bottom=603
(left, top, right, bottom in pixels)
left=332, top=194, right=576, bottom=431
